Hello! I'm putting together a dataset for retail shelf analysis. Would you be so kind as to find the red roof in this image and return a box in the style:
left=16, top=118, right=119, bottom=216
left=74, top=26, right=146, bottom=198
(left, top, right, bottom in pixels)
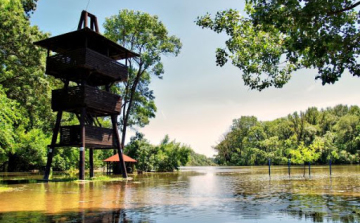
left=103, top=154, right=137, bottom=162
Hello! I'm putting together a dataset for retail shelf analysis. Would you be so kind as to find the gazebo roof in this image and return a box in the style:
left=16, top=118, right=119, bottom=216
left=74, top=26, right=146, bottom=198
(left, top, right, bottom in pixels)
left=104, top=154, right=137, bottom=163
left=34, top=28, right=139, bottom=60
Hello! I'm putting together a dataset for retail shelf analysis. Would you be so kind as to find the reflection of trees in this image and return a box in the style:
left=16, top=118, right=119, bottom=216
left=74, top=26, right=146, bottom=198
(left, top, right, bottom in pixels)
left=225, top=168, right=360, bottom=223
left=228, top=191, right=360, bottom=222
left=0, top=209, right=154, bottom=223
left=285, top=194, right=360, bottom=223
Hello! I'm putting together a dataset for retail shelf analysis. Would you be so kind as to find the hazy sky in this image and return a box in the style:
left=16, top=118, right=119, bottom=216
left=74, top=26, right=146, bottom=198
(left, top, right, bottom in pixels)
left=30, top=0, right=360, bottom=157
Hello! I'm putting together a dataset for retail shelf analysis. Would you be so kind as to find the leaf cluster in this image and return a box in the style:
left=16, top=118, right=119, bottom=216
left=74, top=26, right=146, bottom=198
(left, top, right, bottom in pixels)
left=196, top=0, right=360, bottom=90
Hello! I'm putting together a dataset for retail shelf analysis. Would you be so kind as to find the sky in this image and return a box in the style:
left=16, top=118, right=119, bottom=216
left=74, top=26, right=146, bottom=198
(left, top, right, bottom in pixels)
left=30, top=0, right=360, bottom=157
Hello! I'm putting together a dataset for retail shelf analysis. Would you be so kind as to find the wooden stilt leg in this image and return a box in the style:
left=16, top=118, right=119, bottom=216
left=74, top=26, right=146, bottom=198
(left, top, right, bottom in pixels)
left=111, top=115, right=127, bottom=178
left=79, top=107, right=86, bottom=180
left=44, top=111, right=63, bottom=180
left=89, top=148, right=94, bottom=178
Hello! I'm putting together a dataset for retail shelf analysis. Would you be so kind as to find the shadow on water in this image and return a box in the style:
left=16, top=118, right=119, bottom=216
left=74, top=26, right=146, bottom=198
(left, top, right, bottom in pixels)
left=0, top=171, right=78, bottom=185
left=0, top=209, right=151, bottom=223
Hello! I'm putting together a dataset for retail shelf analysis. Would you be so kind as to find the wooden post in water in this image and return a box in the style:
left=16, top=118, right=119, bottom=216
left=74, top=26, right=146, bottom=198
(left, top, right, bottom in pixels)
left=308, top=162, right=311, bottom=176
left=329, top=158, right=332, bottom=176
left=268, top=158, right=271, bottom=176
left=79, top=107, right=86, bottom=180
left=288, top=158, right=291, bottom=177
left=303, top=162, right=305, bottom=177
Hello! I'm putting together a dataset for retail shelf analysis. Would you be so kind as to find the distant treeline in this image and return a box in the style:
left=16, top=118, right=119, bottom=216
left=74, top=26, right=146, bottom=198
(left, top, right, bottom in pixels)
left=186, top=150, right=216, bottom=166
left=214, top=104, right=360, bottom=165
left=125, top=133, right=215, bottom=172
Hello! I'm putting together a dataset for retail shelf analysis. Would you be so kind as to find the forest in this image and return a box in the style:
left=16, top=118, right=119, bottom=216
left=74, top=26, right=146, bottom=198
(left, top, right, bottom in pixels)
left=214, top=105, right=360, bottom=166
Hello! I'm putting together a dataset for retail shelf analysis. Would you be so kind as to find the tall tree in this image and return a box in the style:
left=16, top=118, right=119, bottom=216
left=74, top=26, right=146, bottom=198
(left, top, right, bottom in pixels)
left=0, top=86, right=19, bottom=166
left=196, top=0, right=360, bottom=91
left=104, top=10, right=182, bottom=149
left=0, top=0, right=51, bottom=131
left=0, top=0, right=56, bottom=170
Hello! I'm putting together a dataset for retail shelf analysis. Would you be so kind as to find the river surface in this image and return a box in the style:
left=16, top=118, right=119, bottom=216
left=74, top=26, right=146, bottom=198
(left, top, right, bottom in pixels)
left=0, top=165, right=360, bottom=222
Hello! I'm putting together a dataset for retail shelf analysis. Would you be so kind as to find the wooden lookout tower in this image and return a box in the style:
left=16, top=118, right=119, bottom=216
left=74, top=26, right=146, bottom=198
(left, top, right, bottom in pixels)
left=34, top=11, right=139, bottom=180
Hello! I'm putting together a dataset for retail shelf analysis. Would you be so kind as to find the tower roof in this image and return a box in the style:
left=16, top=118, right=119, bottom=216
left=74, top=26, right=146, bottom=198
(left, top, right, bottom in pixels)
left=34, top=28, right=139, bottom=60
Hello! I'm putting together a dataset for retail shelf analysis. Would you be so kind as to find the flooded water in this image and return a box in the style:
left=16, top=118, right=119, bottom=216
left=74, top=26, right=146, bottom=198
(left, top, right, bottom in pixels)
left=0, top=165, right=360, bottom=222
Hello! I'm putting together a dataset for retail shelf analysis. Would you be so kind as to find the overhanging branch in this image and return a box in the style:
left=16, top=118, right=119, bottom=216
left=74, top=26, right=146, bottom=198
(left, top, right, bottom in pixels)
left=327, top=1, right=360, bottom=16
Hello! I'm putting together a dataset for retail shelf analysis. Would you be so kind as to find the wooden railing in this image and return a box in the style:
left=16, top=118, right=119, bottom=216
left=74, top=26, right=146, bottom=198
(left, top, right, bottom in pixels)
left=46, top=48, right=128, bottom=85
left=52, top=85, right=122, bottom=116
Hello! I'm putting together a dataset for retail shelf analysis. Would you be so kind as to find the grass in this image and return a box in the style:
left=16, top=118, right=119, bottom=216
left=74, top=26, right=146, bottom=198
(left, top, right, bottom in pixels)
left=42, top=175, right=131, bottom=183
left=85, top=176, right=132, bottom=182
left=0, top=186, right=13, bottom=192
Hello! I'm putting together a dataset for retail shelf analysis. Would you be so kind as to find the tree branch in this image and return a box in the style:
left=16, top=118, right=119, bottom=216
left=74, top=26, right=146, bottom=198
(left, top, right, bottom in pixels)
left=327, top=1, right=360, bottom=16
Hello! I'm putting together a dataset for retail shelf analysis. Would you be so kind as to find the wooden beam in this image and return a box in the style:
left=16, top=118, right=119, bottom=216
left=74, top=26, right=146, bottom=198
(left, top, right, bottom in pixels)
left=44, top=80, right=68, bottom=180
left=44, top=111, right=62, bottom=180
left=111, top=115, right=127, bottom=178
left=77, top=11, right=86, bottom=30
left=79, top=107, right=86, bottom=180
left=84, top=11, right=88, bottom=29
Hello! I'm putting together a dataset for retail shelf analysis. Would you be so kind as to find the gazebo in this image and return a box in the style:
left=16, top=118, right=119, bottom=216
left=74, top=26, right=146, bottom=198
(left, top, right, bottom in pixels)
left=104, top=154, right=137, bottom=174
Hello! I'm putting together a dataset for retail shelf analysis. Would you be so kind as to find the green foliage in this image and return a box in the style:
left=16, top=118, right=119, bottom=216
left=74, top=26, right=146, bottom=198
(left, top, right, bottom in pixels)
left=214, top=104, right=360, bottom=165
left=0, top=86, right=19, bottom=163
left=196, top=0, right=360, bottom=90
left=0, top=0, right=57, bottom=171
left=9, top=128, right=49, bottom=170
left=0, top=0, right=53, bottom=131
left=0, top=186, right=13, bottom=192
left=20, top=0, right=38, bottom=17
left=125, top=133, right=191, bottom=172
left=125, top=133, right=156, bottom=171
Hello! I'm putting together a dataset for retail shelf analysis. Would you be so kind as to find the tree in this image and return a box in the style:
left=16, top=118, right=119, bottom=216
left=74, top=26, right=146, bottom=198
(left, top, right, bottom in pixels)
left=0, top=0, right=57, bottom=171
left=125, top=132, right=156, bottom=171
left=20, top=0, right=39, bottom=16
left=104, top=10, right=182, bottom=150
left=0, top=86, right=19, bottom=166
left=155, top=135, right=191, bottom=171
left=196, top=0, right=360, bottom=90
left=125, top=133, right=191, bottom=172
left=0, top=0, right=52, bottom=132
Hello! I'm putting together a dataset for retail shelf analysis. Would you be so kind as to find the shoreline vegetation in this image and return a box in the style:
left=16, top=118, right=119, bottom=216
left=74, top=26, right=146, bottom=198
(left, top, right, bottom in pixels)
left=213, top=104, right=360, bottom=166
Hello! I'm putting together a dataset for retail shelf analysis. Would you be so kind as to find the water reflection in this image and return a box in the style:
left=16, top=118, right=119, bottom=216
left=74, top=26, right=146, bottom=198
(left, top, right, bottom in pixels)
left=0, top=166, right=359, bottom=222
